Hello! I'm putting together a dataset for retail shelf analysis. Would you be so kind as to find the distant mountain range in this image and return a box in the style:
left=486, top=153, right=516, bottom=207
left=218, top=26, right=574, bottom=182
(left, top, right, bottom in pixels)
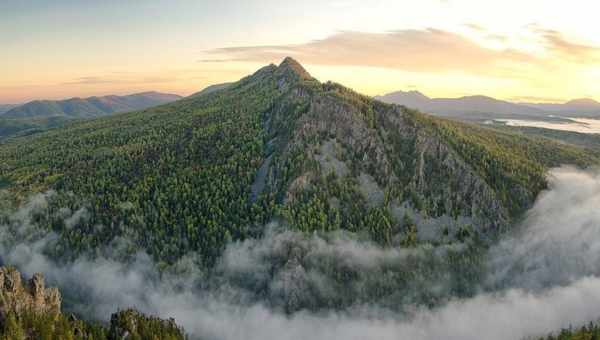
left=520, top=98, right=600, bottom=117
left=375, top=90, right=600, bottom=121
left=1, top=91, right=182, bottom=119
left=0, top=91, right=182, bottom=141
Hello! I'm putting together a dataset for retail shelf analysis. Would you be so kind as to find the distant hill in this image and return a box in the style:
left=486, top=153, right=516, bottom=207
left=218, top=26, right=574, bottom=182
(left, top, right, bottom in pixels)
left=521, top=98, right=600, bottom=117
left=0, top=104, right=19, bottom=115
left=376, top=90, right=551, bottom=121
left=2, top=91, right=182, bottom=119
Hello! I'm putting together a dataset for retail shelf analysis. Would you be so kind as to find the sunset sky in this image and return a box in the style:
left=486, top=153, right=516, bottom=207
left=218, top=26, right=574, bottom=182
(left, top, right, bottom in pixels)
left=1, top=0, right=599, bottom=104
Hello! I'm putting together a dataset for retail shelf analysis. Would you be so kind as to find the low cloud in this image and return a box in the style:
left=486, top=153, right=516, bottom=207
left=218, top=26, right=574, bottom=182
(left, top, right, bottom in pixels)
left=1, top=166, right=600, bottom=340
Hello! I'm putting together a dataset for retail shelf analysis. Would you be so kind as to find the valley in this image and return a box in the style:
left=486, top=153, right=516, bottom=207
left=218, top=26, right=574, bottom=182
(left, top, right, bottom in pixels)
left=491, top=117, right=600, bottom=134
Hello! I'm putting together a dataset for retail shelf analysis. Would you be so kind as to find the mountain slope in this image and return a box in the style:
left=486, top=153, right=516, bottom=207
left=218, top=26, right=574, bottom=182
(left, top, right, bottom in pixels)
left=0, top=105, right=18, bottom=115
left=2, top=91, right=182, bottom=119
left=0, top=116, right=75, bottom=142
left=190, top=82, right=233, bottom=98
left=0, top=58, right=597, bottom=264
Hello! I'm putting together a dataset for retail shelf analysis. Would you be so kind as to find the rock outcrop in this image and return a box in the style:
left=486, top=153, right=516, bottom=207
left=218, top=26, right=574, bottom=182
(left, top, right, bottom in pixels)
left=108, top=309, right=185, bottom=340
left=0, top=266, right=61, bottom=322
left=0, top=267, right=187, bottom=339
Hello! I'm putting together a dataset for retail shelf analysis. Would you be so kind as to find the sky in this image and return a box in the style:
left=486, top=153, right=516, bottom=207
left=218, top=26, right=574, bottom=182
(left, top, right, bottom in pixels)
left=1, top=0, right=599, bottom=104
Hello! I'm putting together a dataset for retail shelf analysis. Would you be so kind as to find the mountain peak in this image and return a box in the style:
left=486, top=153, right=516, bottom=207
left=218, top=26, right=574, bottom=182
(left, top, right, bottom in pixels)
left=278, top=57, right=312, bottom=79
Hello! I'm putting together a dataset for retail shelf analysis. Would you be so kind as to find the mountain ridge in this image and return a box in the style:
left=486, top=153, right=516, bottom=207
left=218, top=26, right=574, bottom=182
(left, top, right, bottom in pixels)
left=2, top=91, right=182, bottom=119
left=0, top=105, right=19, bottom=115
left=377, top=90, right=600, bottom=120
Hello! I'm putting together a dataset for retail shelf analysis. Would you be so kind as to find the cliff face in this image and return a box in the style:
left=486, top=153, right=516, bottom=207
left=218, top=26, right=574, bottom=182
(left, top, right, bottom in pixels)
left=0, top=267, right=61, bottom=322
left=260, top=78, right=513, bottom=241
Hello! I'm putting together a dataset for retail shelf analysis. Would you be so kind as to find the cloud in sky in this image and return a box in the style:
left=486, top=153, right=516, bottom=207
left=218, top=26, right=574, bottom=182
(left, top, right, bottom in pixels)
left=537, top=29, right=600, bottom=62
left=205, top=29, right=535, bottom=76
left=204, top=26, right=600, bottom=83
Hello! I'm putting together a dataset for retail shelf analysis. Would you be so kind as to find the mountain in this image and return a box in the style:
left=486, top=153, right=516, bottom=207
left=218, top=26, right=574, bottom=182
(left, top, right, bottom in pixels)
left=0, top=104, right=18, bottom=115
left=375, top=90, right=431, bottom=109
left=2, top=91, right=182, bottom=119
left=522, top=98, right=600, bottom=117
left=0, top=57, right=597, bottom=266
left=376, top=90, right=550, bottom=121
left=0, top=266, right=186, bottom=339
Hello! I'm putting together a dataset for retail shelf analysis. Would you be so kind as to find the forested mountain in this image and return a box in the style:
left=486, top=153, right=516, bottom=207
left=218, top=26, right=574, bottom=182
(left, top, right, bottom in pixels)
left=2, top=92, right=182, bottom=119
left=0, top=57, right=597, bottom=265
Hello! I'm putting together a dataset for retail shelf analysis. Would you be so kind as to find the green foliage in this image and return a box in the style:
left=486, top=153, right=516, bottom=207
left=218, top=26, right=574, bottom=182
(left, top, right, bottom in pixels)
left=0, top=65, right=289, bottom=264
left=406, top=110, right=599, bottom=217
left=108, top=309, right=185, bottom=340
left=0, top=310, right=107, bottom=340
left=0, top=116, right=72, bottom=141
left=536, top=322, right=600, bottom=340
left=0, top=309, right=185, bottom=340
left=489, top=123, right=600, bottom=153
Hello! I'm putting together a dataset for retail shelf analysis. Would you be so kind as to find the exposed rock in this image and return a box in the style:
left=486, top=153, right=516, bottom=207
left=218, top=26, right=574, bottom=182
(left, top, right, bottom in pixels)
left=261, top=78, right=514, bottom=238
left=358, top=173, right=385, bottom=208
left=0, top=267, right=61, bottom=322
left=315, top=139, right=349, bottom=178
left=108, top=308, right=185, bottom=340
left=250, top=155, right=273, bottom=202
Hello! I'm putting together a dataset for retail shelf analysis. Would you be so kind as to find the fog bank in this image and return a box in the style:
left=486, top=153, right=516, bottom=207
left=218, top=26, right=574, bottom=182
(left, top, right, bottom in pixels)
left=1, top=166, right=600, bottom=340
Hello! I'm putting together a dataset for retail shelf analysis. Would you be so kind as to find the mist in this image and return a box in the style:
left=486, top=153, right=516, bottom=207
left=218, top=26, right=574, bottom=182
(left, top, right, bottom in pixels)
left=1, top=166, right=600, bottom=340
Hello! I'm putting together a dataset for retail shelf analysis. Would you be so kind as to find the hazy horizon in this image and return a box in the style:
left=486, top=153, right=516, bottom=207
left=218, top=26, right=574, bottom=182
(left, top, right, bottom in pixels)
left=2, top=0, right=599, bottom=104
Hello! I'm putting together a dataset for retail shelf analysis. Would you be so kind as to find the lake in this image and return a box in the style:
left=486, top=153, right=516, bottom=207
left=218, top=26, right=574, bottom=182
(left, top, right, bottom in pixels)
left=494, top=118, right=600, bottom=134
